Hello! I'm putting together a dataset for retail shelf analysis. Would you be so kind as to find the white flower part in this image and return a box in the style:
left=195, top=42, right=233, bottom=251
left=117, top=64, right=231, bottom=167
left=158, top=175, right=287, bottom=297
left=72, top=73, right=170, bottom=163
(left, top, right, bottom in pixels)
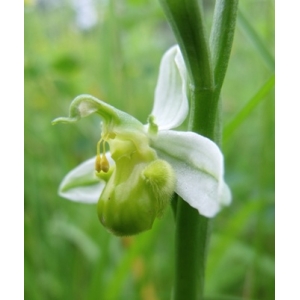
left=55, top=45, right=231, bottom=217
left=151, top=130, right=231, bottom=217
left=150, top=45, right=189, bottom=130
left=59, top=154, right=114, bottom=203
left=219, top=179, right=232, bottom=206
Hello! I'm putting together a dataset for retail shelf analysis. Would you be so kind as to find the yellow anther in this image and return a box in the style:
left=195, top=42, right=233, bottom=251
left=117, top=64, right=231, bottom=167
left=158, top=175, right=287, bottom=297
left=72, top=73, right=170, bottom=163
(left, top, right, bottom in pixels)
left=101, top=154, right=110, bottom=173
left=95, top=137, right=110, bottom=173
left=95, top=154, right=102, bottom=173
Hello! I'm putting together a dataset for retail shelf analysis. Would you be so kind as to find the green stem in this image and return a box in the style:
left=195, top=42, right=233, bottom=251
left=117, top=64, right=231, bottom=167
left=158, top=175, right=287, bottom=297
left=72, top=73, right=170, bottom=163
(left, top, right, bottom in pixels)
left=159, top=1, right=238, bottom=299
left=210, top=0, right=239, bottom=90
left=174, top=198, right=211, bottom=300
left=159, top=0, right=214, bottom=90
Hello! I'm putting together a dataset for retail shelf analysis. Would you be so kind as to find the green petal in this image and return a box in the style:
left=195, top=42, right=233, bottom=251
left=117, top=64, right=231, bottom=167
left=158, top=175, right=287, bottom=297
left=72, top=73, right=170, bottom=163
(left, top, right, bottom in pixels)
left=52, top=94, right=144, bottom=135
left=52, top=94, right=153, bottom=156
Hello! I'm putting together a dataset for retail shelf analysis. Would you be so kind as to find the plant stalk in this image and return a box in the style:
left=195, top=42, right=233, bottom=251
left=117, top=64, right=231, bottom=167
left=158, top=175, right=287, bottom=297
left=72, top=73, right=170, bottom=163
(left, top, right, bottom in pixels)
left=159, top=1, right=238, bottom=299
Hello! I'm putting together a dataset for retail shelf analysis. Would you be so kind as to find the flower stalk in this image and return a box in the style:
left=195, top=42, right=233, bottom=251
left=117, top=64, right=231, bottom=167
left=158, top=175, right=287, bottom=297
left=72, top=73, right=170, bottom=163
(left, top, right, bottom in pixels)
left=159, top=0, right=238, bottom=299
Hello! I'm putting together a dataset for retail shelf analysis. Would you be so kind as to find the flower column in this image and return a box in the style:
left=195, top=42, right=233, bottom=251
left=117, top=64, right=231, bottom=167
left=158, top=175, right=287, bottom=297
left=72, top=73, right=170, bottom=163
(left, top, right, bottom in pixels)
left=158, top=0, right=239, bottom=299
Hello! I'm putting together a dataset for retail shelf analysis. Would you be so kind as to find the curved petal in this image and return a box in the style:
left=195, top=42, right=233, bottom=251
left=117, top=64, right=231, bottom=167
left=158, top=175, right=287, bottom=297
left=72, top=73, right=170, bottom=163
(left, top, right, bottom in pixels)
left=59, top=154, right=114, bottom=203
left=151, top=131, right=231, bottom=217
left=150, top=45, right=188, bottom=130
left=52, top=94, right=150, bottom=156
left=52, top=94, right=145, bottom=136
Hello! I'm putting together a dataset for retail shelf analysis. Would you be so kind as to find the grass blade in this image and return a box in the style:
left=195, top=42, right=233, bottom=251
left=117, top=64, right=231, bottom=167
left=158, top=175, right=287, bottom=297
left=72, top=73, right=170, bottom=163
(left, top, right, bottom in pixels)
left=238, top=9, right=275, bottom=71
left=223, top=74, right=275, bottom=142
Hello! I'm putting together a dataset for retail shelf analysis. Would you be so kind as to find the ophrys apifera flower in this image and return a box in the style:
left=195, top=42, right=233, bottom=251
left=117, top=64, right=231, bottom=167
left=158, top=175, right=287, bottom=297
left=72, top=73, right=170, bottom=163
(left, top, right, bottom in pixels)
left=52, top=45, right=231, bottom=236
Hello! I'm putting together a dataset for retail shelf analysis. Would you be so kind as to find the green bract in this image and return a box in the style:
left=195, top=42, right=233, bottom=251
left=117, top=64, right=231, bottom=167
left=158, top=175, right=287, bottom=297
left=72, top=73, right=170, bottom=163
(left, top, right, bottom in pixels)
left=53, top=45, right=231, bottom=236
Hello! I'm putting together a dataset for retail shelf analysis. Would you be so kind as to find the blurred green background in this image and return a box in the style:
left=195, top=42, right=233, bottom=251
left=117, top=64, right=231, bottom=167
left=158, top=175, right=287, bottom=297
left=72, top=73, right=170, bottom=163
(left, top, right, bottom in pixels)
left=24, top=0, right=275, bottom=299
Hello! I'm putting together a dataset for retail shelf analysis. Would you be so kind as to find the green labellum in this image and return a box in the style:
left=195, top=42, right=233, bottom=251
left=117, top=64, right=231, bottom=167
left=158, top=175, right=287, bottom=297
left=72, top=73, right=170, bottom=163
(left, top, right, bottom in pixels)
left=97, top=147, right=175, bottom=236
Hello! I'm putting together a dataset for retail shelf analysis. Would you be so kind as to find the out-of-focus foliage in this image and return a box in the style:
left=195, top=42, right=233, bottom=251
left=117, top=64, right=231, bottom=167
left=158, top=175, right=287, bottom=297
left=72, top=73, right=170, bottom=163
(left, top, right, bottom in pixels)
left=24, top=0, right=274, bottom=299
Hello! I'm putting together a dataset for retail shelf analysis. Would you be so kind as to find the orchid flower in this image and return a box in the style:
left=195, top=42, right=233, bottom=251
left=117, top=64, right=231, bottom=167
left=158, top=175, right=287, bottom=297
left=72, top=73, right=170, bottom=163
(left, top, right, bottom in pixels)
left=52, top=45, right=231, bottom=236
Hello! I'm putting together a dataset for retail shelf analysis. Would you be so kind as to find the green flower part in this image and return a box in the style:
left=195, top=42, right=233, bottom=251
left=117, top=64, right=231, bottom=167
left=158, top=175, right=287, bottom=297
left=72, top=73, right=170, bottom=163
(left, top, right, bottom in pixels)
left=53, top=45, right=231, bottom=236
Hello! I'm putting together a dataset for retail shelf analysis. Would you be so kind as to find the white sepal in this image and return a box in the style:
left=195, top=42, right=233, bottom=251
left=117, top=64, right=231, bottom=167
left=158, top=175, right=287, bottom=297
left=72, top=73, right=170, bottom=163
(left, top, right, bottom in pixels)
left=151, top=130, right=231, bottom=217
left=150, top=45, right=188, bottom=130
left=59, top=155, right=113, bottom=203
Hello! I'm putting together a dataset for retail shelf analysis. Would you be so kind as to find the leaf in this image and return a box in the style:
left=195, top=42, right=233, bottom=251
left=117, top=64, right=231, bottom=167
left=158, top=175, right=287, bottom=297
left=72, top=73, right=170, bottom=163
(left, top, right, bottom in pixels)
left=237, top=9, right=275, bottom=71
left=223, top=74, right=275, bottom=142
